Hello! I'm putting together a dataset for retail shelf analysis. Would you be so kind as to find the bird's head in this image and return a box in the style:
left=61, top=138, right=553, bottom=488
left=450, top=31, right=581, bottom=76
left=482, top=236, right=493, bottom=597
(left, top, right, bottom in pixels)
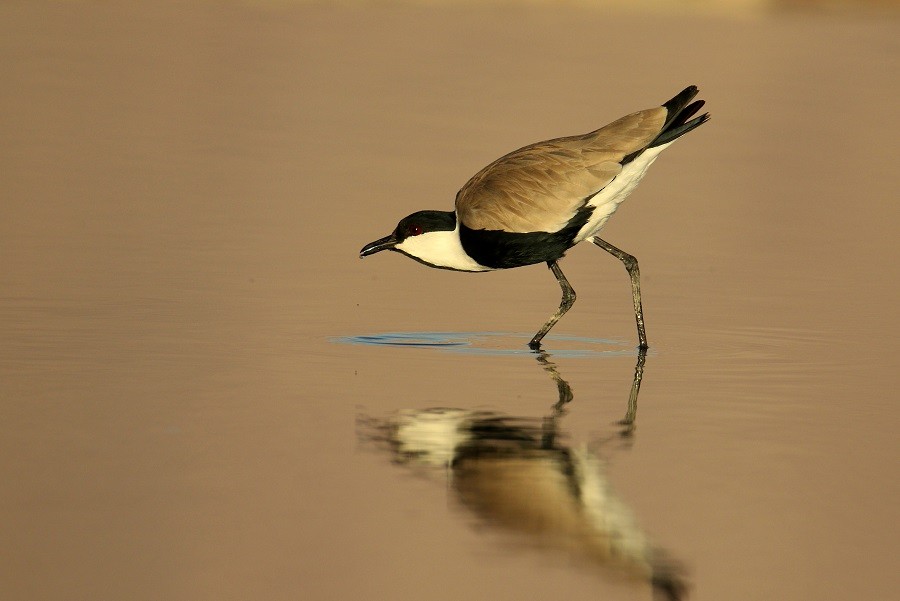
left=359, top=210, right=489, bottom=271
left=360, top=210, right=456, bottom=262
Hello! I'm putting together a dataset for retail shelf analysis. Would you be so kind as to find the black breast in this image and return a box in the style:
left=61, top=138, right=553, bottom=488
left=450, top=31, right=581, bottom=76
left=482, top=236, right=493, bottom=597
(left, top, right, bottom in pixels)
left=459, top=206, right=593, bottom=269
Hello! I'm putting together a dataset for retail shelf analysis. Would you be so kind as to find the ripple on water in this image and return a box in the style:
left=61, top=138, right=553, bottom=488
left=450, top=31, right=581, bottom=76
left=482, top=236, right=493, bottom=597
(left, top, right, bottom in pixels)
left=330, top=331, right=639, bottom=358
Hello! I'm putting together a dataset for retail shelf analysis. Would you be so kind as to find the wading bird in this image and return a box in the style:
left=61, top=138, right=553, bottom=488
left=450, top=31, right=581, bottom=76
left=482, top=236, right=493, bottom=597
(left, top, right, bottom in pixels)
left=360, top=86, right=709, bottom=349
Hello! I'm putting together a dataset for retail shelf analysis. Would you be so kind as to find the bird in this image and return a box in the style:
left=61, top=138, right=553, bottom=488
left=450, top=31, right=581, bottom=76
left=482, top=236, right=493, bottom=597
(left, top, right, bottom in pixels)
left=360, top=85, right=709, bottom=350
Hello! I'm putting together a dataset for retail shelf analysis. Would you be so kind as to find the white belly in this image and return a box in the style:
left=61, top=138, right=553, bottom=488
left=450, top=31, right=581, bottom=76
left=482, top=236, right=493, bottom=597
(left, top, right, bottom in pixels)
left=573, top=142, right=672, bottom=243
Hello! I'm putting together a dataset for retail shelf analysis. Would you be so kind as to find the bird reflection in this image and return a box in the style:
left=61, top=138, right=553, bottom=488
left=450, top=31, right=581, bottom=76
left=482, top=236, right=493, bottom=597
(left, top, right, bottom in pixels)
left=359, top=349, right=686, bottom=601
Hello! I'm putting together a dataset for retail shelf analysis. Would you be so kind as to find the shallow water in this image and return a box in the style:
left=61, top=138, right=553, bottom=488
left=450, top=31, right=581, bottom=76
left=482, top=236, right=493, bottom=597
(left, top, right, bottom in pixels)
left=1, top=4, right=898, bottom=601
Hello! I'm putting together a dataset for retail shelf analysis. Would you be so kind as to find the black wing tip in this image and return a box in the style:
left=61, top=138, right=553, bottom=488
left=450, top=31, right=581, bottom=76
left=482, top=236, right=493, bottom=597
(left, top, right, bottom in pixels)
left=680, top=99, right=706, bottom=123
left=662, top=85, right=701, bottom=115
left=648, top=86, right=710, bottom=148
left=651, top=113, right=710, bottom=148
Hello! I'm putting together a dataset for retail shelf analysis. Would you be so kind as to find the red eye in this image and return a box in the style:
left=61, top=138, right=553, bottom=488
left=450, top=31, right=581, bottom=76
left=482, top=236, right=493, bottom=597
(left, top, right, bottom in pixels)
left=408, top=225, right=423, bottom=236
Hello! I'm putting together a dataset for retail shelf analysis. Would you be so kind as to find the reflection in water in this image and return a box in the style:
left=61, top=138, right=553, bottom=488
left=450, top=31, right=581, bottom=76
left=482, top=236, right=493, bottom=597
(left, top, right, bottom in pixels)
left=359, top=350, right=686, bottom=600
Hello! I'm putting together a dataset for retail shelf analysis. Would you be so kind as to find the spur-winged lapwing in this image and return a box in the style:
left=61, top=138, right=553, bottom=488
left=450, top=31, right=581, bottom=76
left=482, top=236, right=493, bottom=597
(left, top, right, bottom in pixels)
left=361, top=85, right=710, bottom=349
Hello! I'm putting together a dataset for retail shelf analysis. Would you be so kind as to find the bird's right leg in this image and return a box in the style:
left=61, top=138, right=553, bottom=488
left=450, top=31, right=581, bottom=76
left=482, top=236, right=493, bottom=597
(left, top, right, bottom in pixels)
left=529, top=261, right=576, bottom=349
left=592, top=236, right=648, bottom=350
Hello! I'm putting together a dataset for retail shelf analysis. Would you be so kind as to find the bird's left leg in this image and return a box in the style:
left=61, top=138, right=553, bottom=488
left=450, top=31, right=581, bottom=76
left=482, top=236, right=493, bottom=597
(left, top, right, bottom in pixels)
left=529, top=261, right=576, bottom=350
left=592, top=237, right=648, bottom=350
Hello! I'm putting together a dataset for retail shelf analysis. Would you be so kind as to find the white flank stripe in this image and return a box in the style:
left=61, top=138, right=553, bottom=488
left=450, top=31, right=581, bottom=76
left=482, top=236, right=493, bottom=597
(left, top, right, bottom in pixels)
left=574, top=142, right=673, bottom=243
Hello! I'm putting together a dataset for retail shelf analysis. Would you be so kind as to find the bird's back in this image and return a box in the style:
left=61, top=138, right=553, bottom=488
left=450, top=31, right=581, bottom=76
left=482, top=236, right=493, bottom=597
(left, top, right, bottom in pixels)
left=456, top=107, right=667, bottom=235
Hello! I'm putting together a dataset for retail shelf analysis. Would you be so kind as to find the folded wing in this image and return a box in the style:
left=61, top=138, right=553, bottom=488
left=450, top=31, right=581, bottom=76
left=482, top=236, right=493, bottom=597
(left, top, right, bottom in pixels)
left=456, top=107, right=667, bottom=234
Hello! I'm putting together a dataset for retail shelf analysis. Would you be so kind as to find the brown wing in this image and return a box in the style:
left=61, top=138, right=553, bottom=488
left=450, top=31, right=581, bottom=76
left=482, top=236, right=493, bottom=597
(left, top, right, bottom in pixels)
left=456, top=107, right=667, bottom=233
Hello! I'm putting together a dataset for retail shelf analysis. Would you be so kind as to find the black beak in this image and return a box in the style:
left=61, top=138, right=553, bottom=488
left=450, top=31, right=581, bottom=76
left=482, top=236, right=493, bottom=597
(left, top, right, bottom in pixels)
left=360, top=234, right=397, bottom=258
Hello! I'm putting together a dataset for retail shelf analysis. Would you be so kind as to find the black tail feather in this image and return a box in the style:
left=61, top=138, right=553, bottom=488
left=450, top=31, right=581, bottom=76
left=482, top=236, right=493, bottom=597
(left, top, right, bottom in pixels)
left=649, top=86, right=710, bottom=149
left=651, top=113, right=710, bottom=148
left=621, top=86, right=709, bottom=163
left=671, top=100, right=705, bottom=128
left=661, top=86, right=700, bottom=126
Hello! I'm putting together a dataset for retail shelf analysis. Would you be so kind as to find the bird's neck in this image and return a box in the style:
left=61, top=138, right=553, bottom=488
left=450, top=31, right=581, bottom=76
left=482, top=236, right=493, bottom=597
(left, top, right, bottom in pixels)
left=394, top=212, right=493, bottom=272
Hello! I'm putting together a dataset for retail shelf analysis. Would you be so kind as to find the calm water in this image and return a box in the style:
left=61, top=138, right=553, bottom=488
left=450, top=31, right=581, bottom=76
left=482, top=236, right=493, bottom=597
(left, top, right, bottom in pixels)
left=1, top=4, right=898, bottom=601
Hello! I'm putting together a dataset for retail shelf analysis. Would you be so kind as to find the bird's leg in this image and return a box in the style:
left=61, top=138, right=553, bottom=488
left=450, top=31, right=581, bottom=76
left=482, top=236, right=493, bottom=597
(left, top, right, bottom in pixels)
left=617, top=347, right=647, bottom=439
left=592, top=237, right=648, bottom=350
left=529, top=261, right=576, bottom=349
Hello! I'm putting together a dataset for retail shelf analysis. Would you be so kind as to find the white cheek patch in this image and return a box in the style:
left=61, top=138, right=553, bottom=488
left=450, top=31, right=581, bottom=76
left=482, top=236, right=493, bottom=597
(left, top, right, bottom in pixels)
left=395, top=227, right=493, bottom=272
